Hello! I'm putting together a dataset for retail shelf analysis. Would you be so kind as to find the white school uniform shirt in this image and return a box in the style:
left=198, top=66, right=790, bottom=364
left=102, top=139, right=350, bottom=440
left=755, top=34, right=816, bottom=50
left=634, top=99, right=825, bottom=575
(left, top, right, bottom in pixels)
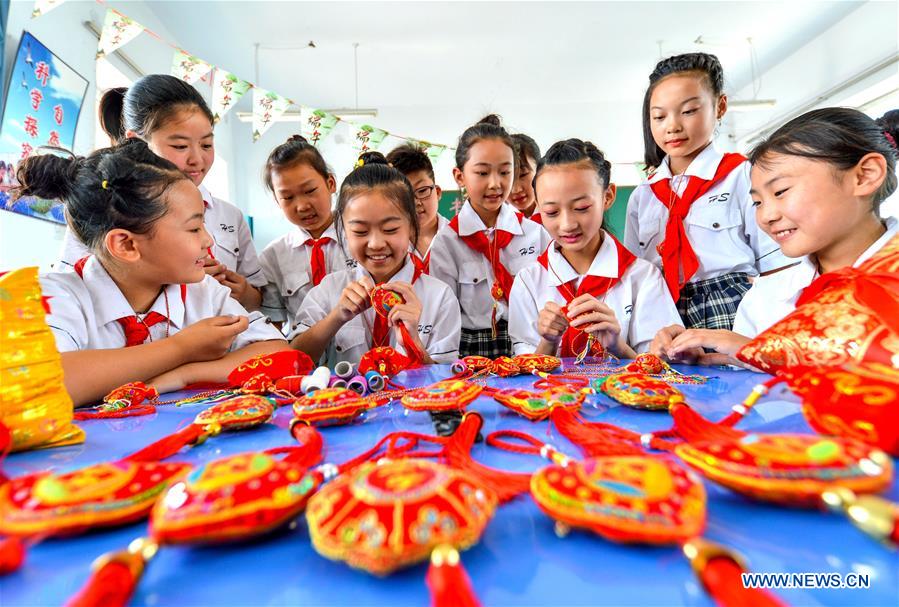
left=259, top=223, right=357, bottom=329
left=411, top=214, right=450, bottom=270
left=55, top=184, right=267, bottom=288
left=289, top=256, right=462, bottom=366
left=509, top=232, right=682, bottom=356
left=428, top=201, right=551, bottom=330
left=624, top=144, right=788, bottom=283
left=733, top=216, right=899, bottom=338
left=40, top=256, right=283, bottom=353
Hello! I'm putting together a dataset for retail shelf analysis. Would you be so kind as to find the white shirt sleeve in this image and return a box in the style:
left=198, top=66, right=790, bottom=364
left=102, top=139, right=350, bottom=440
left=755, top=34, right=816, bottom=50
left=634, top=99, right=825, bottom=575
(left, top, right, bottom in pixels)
left=207, top=279, right=284, bottom=350
left=731, top=283, right=763, bottom=339
left=427, top=231, right=460, bottom=299
left=627, top=261, right=683, bottom=353
left=258, top=244, right=288, bottom=323
left=508, top=272, right=542, bottom=355
left=235, top=215, right=268, bottom=287
left=423, top=281, right=462, bottom=363
left=623, top=188, right=641, bottom=254
left=39, top=273, right=89, bottom=352
left=287, top=281, right=331, bottom=342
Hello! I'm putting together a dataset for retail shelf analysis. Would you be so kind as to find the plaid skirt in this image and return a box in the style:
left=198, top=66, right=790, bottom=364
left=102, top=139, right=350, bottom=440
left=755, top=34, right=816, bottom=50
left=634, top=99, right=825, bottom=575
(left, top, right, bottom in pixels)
left=459, top=321, right=512, bottom=358
left=676, top=272, right=751, bottom=330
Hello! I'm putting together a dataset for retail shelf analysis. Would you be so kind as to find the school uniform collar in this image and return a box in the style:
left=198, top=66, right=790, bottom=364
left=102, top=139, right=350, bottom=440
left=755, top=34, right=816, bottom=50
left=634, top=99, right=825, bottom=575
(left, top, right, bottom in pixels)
left=546, top=231, right=619, bottom=287
left=285, top=223, right=339, bottom=249
left=647, top=143, right=723, bottom=184
left=80, top=256, right=185, bottom=330
left=354, top=254, right=416, bottom=284
left=457, top=200, right=524, bottom=236
left=198, top=183, right=215, bottom=210
left=789, top=217, right=898, bottom=299
left=412, top=214, right=450, bottom=259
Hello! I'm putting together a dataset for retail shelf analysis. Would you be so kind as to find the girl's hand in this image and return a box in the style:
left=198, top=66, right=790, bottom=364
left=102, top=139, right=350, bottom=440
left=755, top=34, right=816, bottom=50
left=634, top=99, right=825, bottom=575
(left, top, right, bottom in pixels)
left=385, top=282, right=422, bottom=335
left=333, top=277, right=374, bottom=322
left=172, top=315, right=249, bottom=362
left=651, top=324, right=699, bottom=362
left=221, top=269, right=250, bottom=301
left=667, top=329, right=751, bottom=366
left=566, top=294, right=626, bottom=354
left=537, top=301, right=569, bottom=344
left=203, top=256, right=228, bottom=281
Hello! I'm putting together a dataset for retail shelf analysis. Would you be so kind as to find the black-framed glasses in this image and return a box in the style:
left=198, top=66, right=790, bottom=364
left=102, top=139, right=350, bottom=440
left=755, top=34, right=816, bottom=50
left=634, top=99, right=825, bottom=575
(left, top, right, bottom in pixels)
left=413, top=184, right=437, bottom=200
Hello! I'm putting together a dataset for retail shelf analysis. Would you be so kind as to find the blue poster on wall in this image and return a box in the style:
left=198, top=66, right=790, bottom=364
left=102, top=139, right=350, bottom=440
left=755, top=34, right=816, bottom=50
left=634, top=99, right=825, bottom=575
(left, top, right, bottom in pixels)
left=0, top=31, right=88, bottom=224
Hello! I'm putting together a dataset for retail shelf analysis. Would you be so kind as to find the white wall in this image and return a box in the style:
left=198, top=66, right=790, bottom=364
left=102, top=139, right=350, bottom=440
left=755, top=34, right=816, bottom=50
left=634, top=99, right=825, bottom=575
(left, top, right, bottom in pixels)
left=731, top=1, right=898, bottom=147
left=0, top=0, right=238, bottom=271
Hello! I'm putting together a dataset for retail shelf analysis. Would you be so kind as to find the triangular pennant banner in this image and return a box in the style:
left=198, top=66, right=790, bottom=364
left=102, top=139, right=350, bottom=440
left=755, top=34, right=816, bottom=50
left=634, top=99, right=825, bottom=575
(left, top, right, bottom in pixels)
left=417, top=140, right=448, bottom=162
left=31, top=0, right=66, bottom=19
left=171, top=50, right=213, bottom=85
left=300, top=107, right=339, bottom=146
left=352, top=124, right=388, bottom=153
left=211, top=69, right=251, bottom=124
left=96, top=9, right=144, bottom=59
left=252, top=88, right=291, bottom=142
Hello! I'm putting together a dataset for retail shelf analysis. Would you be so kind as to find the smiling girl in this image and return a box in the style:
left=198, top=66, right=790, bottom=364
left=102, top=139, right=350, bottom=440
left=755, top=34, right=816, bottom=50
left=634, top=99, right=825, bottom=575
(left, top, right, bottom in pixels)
left=289, top=156, right=461, bottom=367
left=59, top=75, right=266, bottom=311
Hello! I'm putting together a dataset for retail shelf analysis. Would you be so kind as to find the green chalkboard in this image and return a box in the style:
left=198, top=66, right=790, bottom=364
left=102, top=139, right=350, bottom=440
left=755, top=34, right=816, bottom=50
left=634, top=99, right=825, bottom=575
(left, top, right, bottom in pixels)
left=437, top=188, right=633, bottom=241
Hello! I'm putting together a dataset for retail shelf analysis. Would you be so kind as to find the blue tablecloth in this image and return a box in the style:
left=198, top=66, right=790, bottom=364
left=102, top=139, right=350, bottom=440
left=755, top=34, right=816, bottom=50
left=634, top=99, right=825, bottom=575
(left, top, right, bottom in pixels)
left=2, top=363, right=897, bottom=606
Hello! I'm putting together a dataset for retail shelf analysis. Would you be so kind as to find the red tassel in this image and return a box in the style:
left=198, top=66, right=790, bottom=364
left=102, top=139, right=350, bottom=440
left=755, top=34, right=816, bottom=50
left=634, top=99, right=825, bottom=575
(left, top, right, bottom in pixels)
left=0, top=537, right=25, bottom=575
left=122, top=424, right=205, bottom=463
left=669, top=402, right=745, bottom=444
left=683, top=539, right=784, bottom=607
left=443, top=414, right=530, bottom=503
left=426, top=545, right=481, bottom=607
left=700, top=556, right=784, bottom=607
left=64, top=546, right=149, bottom=607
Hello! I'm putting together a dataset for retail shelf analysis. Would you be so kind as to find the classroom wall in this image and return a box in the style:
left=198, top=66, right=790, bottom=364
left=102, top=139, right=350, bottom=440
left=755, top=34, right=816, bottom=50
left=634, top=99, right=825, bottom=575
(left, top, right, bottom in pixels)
left=0, top=0, right=237, bottom=271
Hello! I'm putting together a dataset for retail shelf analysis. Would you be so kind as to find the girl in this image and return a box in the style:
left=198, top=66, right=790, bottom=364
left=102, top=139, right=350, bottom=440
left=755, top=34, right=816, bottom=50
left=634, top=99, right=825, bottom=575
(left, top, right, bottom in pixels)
left=59, top=75, right=266, bottom=311
left=653, top=107, right=898, bottom=366
left=258, top=135, right=356, bottom=333
left=385, top=144, right=447, bottom=273
left=509, top=139, right=681, bottom=358
left=19, top=140, right=286, bottom=407
left=429, top=115, right=550, bottom=357
left=625, top=52, right=788, bottom=332
left=510, top=133, right=541, bottom=220
left=289, top=156, right=461, bottom=367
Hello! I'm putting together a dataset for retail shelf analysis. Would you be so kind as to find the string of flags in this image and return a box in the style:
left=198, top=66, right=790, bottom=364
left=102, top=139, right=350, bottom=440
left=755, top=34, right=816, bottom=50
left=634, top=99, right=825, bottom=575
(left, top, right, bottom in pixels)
left=32, top=0, right=455, bottom=159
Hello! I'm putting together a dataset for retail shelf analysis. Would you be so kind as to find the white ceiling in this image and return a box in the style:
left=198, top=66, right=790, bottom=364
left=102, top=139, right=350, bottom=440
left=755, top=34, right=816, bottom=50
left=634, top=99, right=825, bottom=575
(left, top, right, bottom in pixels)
left=140, top=0, right=868, bottom=157
left=148, top=1, right=861, bottom=108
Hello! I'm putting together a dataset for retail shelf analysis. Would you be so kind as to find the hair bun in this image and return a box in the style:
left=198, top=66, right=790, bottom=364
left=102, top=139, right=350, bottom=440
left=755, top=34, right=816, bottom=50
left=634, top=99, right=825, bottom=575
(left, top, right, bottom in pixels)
left=288, top=134, right=309, bottom=144
left=356, top=151, right=389, bottom=168
left=477, top=114, right=502, bottom=127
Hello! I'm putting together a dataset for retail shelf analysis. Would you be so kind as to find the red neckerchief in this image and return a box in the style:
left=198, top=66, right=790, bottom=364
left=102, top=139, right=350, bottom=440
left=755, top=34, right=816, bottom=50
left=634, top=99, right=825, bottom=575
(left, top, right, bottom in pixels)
left=448, top=210, right=524, bottom=303
left=73, top=256, right=187, bottom=347
left=304, top=236, right=333, bottom=286
left=537, top=234, right=636, bottom=357
left=649, top=152, right=745, bottom=300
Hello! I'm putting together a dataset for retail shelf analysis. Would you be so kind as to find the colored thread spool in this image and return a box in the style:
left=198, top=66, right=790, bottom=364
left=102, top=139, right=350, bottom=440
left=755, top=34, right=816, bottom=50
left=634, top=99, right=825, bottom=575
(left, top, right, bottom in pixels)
left=347, top=375, right=369, bottom=396
left=334, top=360, right=356, bottom=380
left=329, top=377, right=348, bottom=389
left=451, top=360, right=468, bottom=375
left=301, top=366, right=331, bottom=394
left=365, top=370, right=385, bottom=392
